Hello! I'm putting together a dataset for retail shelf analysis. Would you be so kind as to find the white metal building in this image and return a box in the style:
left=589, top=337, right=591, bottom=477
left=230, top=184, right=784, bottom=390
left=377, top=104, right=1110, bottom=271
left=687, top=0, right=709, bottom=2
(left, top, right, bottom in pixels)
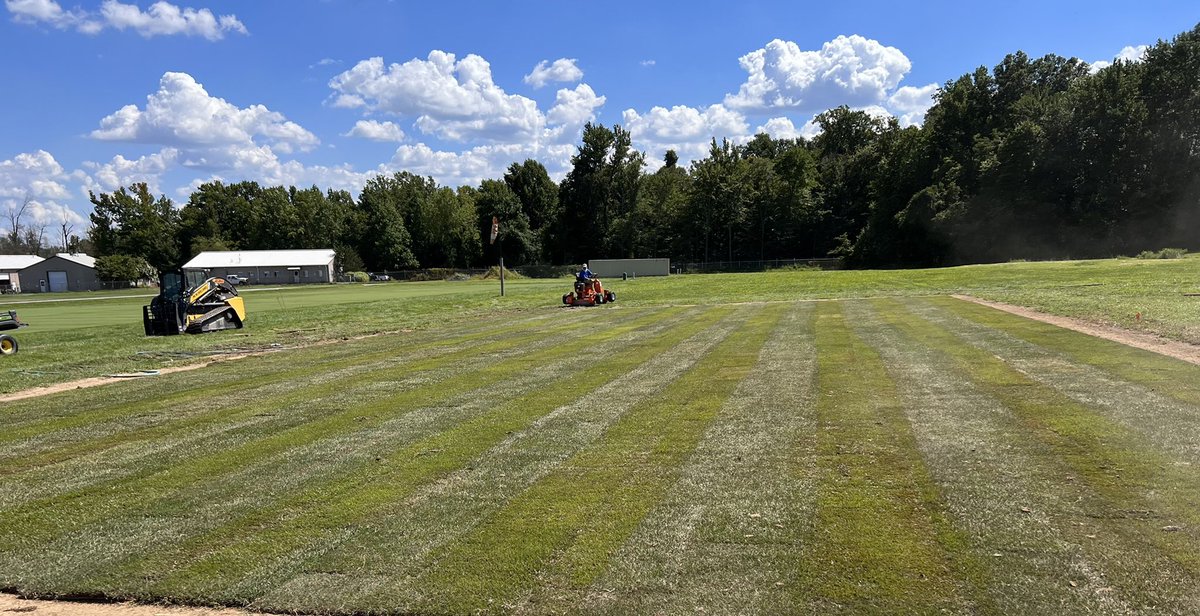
left=182, top=249, right=336, bottom=284
left=17, top=253, right=100, bottom=293
left=0, top=255, right=44, bottom=293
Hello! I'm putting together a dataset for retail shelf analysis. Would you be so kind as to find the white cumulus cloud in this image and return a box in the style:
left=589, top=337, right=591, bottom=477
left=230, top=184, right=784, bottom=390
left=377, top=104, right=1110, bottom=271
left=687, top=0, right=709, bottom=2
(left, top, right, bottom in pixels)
left=388, top=142, right=578, bottom=188
left=345, top=120, right=407, bottom=142
left=6, top=0, right=245, bottom=39
left=623, top=103, right=751, bottom=165
left=725, top=35, right=912, bottom=114
left=523, top=58, right=584, bottom=89
left=81, top=148, right=179, bottom=194
left=326, top=51, right=606, bottom=186
left=0, top=150, right=86, bottom=234
left=1090, top=44, right=1149, bottom=74
left=545, top=83, right=606, bottom=141
left=91, top=72, right=318, bottom=154
left=755, top=117, right=820, bottom=140
left=887, top=83, right=939, bottom=127
left=329, top=52, right=548, bottom=143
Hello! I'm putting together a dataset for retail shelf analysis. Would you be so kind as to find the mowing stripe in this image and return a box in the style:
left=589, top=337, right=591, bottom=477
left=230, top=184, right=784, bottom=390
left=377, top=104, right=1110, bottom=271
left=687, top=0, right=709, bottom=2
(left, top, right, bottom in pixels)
left=0, top=307, right=678, bottom=570
left=931, top=296, right=1200, bottom=408
left=533, top=302, right=819, bottom=615
left=0, top=308, right=604, bottom=455
left=0, top=308, right=640, bottom=508
left=0, top=307, right=581, bottom=424
left=796, top=300, right=979, bottom=613
left=918, top=297, right=1200, bottom=464
left=874, top=297, right=1200, bottom=609
left=211, top=306, right=755, bottom=612
left=397, top=303, right=788, bottom=614
left=3, top=308, right=723, bottom=601
left=79, top=306, right=733, bottom=604
left=847, top=299, right=1139, bottom=614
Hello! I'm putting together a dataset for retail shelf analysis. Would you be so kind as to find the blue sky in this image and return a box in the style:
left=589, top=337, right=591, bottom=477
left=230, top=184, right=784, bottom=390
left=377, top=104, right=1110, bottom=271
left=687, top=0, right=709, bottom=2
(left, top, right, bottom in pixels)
left=1, top=0, right=1196, bottom=238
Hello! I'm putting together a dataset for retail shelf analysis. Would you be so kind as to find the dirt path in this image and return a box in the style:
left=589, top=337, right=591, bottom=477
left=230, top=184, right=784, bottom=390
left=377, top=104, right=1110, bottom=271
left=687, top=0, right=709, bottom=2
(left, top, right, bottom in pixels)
left=0, top=350, right=279, bottom=404
left=953, top=294, right=1200, bottom=366
left=0, top=593, right=256, bottom=615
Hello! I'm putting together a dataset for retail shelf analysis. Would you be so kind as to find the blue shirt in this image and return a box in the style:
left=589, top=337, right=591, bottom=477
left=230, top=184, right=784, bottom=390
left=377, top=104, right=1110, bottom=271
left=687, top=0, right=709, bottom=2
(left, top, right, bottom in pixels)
left=578, top=267, right=592, bottom=281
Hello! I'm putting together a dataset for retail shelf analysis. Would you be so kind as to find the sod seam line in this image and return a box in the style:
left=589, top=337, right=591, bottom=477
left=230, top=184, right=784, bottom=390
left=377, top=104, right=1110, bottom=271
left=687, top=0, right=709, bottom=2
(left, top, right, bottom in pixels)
left=396, top=304, right=788, bottom=614
left=847, top=299, right=1137, bottom=614
left=246, top=306, right=758, bottom=612
left=0, top=308, right=683, bottom=569
left=125, top=307, right=729, bottom=604
left=2, top=307, right=724, bottom=605
left=874, top=297, right=1200, bottom=610
left=795, top=300, right=978, bottom=613
left=542, top=301, right=820, bottom=615
left=0, top=309, right=662, bottom=511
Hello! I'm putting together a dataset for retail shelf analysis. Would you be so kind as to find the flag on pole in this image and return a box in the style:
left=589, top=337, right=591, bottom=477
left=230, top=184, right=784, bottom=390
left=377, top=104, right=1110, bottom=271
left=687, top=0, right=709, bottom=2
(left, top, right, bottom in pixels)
left=490, top=216, right=499, bottom=245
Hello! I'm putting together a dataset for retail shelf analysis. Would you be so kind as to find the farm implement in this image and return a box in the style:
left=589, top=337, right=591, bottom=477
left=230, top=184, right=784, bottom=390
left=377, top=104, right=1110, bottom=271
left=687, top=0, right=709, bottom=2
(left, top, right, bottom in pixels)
left=0, top=309, right=27, bottom=355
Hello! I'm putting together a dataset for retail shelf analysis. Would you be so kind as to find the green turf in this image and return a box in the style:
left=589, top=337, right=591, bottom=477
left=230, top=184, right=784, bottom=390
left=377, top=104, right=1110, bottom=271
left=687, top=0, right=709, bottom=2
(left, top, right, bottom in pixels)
left=4, top=259, right=1200, bottom=614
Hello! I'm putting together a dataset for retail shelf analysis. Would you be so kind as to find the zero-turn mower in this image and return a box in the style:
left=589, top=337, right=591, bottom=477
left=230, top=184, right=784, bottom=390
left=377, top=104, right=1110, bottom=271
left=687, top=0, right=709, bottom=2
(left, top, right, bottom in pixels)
left=143, top=271, right=246, bottom=336
left=563, top=277, right=616, bottom=306
left=0, top=310, right=27, bottom=355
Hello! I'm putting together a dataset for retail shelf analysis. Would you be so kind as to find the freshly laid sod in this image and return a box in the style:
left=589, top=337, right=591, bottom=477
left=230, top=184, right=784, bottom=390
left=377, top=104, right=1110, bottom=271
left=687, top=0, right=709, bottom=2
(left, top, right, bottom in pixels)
left=3, top=262, right=1200, bottom=614
left=4, top=253, right=1199, bottom=394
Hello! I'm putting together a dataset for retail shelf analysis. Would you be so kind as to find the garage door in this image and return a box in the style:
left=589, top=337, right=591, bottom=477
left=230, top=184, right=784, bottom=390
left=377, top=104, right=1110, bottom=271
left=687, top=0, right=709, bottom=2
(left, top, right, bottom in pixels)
left=48, top=270, right=68, bottom=292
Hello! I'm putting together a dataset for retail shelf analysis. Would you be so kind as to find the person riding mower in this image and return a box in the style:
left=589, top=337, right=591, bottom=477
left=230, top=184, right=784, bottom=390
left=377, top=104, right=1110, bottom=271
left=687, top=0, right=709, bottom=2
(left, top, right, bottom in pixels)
left=563, top=266, right=616, bottom=306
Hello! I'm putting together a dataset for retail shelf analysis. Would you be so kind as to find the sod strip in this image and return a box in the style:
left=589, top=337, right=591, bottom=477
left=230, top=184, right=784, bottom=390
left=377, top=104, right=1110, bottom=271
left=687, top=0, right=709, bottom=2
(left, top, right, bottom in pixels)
left=875, top=298, right=1200, bottom=609
left=396, top=304, right=787, bottom=615
left=0, top=306, right=585, bottom=426
left=848, top=300, right=1138, bottom=614
left=210, top=306, right=752, bottom=613
left=930, top=296, right=1200, bottom=408
left=0, top=308, right=678, bottom=570
left=918, top=297, right=1200, bottom=464
left=0, top=309, right=639, bottom=509
left=89, top=307, right=735, bottom=606
left=796, top=300, right=976, bottom=613
left=0, top=307, right=602, bottom=459
left=532, top=302, right=818, bottom=615
left=251, top=304, right=754, bottom=613
left=1, top=310, right=693, bottom=599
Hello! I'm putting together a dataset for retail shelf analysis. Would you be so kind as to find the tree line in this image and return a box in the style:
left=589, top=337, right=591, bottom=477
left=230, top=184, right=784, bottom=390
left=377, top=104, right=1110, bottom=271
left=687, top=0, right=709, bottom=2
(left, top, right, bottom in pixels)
left=85, top=24, right=1200, bottom=278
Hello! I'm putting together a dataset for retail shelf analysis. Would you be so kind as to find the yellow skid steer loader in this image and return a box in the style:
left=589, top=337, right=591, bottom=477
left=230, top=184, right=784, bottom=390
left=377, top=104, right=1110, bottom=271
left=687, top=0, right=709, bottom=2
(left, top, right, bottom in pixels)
left=143, top=271, right=246, bottom=336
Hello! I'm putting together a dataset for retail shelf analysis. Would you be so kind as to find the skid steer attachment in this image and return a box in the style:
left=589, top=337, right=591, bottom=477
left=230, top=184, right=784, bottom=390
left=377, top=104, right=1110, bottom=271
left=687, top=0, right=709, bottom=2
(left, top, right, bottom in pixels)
left=144, top=271, right=246, bottom=336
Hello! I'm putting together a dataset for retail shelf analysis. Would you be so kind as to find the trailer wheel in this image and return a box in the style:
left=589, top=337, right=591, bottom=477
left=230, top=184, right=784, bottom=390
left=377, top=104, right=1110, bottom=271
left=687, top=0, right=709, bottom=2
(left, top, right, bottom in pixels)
left=0, top=334, right=17, bottom=355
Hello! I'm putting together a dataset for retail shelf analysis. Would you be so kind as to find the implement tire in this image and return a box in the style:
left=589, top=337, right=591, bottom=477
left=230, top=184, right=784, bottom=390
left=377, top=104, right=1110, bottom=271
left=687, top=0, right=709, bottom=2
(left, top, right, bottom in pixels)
left=0, top=334, right=17, bottom=355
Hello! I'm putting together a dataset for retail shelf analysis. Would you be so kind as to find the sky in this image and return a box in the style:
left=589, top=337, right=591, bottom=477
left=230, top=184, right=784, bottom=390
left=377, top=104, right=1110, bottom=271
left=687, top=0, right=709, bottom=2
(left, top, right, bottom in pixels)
left=1, top=0, right=1197, bottom=239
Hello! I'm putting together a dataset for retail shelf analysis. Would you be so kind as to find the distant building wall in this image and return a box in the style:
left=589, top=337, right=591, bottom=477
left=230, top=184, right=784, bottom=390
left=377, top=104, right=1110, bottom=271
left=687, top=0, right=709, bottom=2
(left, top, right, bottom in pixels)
left=589, top=258, right=670, bottom=277
left=18, top=257, right=101, bottom=292
left=185, top=263, right=334, bottom=284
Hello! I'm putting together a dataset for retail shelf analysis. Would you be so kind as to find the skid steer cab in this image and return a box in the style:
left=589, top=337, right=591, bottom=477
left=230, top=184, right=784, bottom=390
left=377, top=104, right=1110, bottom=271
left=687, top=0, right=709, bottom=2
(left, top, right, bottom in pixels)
left=143, top=271, right=246, bottom=336
left=0, top=309, right=27, bottom=355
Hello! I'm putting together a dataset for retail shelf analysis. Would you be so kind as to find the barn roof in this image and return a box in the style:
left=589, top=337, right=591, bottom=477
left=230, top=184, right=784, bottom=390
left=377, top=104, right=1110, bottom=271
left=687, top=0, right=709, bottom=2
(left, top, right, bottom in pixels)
left=183, top=249, right=336, bottom=269
left=0, top=255, right=44, bottom=270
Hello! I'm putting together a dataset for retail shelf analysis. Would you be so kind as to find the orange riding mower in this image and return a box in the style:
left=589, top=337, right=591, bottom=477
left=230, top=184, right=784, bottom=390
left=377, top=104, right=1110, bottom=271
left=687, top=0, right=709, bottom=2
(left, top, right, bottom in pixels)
left=563, top=277, right=617, bottom=306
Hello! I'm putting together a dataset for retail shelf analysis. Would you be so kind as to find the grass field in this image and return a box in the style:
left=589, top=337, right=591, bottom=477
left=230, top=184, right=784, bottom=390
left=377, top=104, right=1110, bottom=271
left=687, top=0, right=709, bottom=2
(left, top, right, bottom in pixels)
left=2, top=257, right=1200, bottom=614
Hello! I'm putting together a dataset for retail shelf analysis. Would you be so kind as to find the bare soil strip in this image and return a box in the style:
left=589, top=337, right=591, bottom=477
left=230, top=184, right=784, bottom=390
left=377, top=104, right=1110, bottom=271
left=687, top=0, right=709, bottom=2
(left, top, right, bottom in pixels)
left=953, top=294, right=1200, bottom=365
left=0, top=592, right=255, bottom=615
